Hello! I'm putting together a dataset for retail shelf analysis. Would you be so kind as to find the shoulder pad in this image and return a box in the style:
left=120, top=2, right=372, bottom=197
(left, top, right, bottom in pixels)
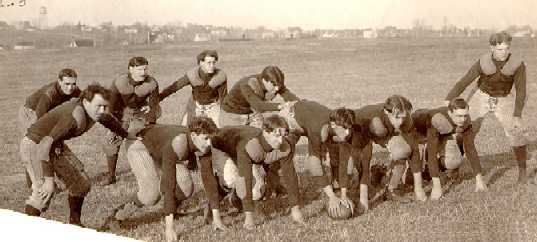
left=44, top=83, right=58, bottom=99
left=431, top=113, right=453, bottom=134
left=171, top=133, right=189, bottom=160
left=479, top=53, right=496, bottom=75
left=114, top=74, right=134, bottom=95
left=320, top=123, right=330, bottom=143
left=247, top=77, right=264, bottom=96
left=71, top=105, right=86, bottom=129
left=502, top=55, right=522, bottom=76
left=369, top=116, right=388, bottom=137
left=134, top=77, right=158, bottom=97
left=245, top=138, right=264, bottom=163
left=186, top=68, right=202, bottom=86
left=208, top=69, right=227, bottom=88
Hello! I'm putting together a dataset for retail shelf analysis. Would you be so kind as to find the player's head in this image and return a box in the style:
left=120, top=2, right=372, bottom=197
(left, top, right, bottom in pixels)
left=447, top=98, right=470, bottom=127
left=128, top=56, right=149, bottom=82
left=189, top=117, right=218, bottom=155
left=81, top=83, right=112, bottom=121
left=197, top=50, right=218, bottom=74
left=489, top=31, right=512, bottom=61
left=57, top=68, right=78, bottom=95
left=261, top=66, right=285, bottom=98
left=328, top=108, right=355, bottom=142
left=383, top=95, right=413, bottom=131
left=262, top=115, right=289, bottom=149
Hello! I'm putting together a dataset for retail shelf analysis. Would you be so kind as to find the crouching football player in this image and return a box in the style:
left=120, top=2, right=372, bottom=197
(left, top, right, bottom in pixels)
left=20, top=83, right=133, bottom=226
left=353, top=95, right=427, bottom=202
left=413, top=98, right=487, bottom=200
left=205, top=115, right=304, bottom=230
left=320, top=108, right=371, bottom=212
left=107, top=117, right=218, bottom=242
left=220, top=65, right=299, bottom=127
left=276, top=100, right=356, bottom=215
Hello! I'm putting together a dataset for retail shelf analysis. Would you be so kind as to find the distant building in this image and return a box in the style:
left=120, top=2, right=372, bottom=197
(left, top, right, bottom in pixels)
left=363, top=29, right=378, bottom=39
left=285, top=27, right=303, bottom=39
left=69, top=39, right=95, bottom=48
left=14, top=41, right=35, bottom=50
left=194, top=33, right=211, bottom=42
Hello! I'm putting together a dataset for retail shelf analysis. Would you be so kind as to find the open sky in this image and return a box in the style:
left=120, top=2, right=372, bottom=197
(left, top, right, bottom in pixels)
left=0, top=0, right=536, bottom=30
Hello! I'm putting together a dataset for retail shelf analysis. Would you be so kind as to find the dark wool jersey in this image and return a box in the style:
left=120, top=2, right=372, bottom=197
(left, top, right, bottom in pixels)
left=205, top=126, right=296, bottom=212
left=159, top=67, right=227, bottom=105
left=26, top=99, right=128, bottom=176
left=446, top=53, right=526, bottom=117
left=221, top=75, right=299, bottom=114
left=353, top=104, right=422, bottom=172
left=24, top=82, right=81, bottom=118
left=137, top=124, right=201, bottom=215
left=412, top=107, right=482, bottom=177
left=109, top=74, right=160, bottom=123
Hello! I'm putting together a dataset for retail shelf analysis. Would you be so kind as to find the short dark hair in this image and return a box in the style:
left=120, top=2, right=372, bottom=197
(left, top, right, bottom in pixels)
left=383, top=95, right=413, bottom=114
left=261, top=66, right=285, bottom=90
left=128, top=56, right=149, bottom=68
left=448, top=97, right=469, bottom=112
left=262, top=115, right=289, bottom=133
left=58, top=68, right=77, bottom=80
left=81, top=82, right=111, bottom=102
left=196, top=50, right=218, bottom=64
left=189, top=117, right=218, bottom=135
left=329, top=108, right=355, bottom=129
left=489, top=31, right=512, bottom=46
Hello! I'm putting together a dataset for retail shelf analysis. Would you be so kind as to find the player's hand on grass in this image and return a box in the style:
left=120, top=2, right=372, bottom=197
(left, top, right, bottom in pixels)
left=140, top=105, right=151, bottom=114
left=211, top=209, right=228, bottom=231
left=243, top=211, right=255, bottom=230
left=38, top=176, right=55, bottom=200
left=430, top=177, right=443, bottom=200
left=290, top=205, right=306, bottom=225
left=475, top=174, right=488, bottom=192
left=164, top=214, right=178, bottom=242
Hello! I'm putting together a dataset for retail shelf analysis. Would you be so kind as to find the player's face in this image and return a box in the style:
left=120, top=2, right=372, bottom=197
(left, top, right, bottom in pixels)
left=191, top=133, right=211, bottom=155
left=129, top=65, right=148, bottom=82
left=263, top=128, right=287, bottom=149
left=200, top=56, right=217, bottom=74
left=58, top=77, right=77, bottom=95
left=262, top=79, right=279, bottom=100
left=330, top=122, right=350, bottom=142
left=84, top=94, right=110, bottom=121
left=385, top=110, right=407, bottom=130
left=448, top=108, right=469, bottom=127
left=491, top=42, right=510, bottom=62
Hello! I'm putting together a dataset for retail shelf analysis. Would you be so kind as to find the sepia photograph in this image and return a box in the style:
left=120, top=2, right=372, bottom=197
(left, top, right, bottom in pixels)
left=1, top=0, right=537, bottom=241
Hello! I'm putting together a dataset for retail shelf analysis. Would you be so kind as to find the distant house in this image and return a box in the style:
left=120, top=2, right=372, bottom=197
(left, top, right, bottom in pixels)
left=513, top=30, right=532, bottom=38
left=285, top=27, right=303, bottom=39
left=321, top=32, right=338, bottom=39
left=69, top=39, right=95, bottom=48
left=261, top=31, right=277, bottom=39
left=14, top=41, right=35, bottom=50
left=193, top=33, right=211, bottom=42
left=363, top=29, right=378, bottom=39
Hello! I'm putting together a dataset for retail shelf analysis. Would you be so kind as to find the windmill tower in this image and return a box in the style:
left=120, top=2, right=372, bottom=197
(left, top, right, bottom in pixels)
left=38, top=6, right=48, bottom=29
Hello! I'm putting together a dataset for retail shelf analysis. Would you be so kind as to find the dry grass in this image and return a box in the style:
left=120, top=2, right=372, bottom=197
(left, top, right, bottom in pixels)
left=1, top=37, right=537, bottom=242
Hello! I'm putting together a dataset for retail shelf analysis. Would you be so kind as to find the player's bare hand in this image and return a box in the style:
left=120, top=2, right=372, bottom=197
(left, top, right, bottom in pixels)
left=340, top=195, right=354, bottom=215
left=327, top=196, right=344, bottom=216
left=475, top=174, right=487, bottom=192
left=165, top=227, right=177, bottom=242
left=140, top=105, right=151, bottom=114
left=164, top=214, right=177, bottom=242
left=212, top=221, right=228, bottom=231
left=290, top=205, right=306, bottom=225
left=38, top=177, right=55, bottom=200
left=243, top=212, right=255, bottom=230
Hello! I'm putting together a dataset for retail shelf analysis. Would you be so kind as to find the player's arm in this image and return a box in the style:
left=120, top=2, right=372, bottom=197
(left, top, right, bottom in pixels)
left=513, top=63, right=526, bottom=117
left=98, top=114, right=134, bottom=139
left=108, top=81, right=124, bottom=119
left=199, top=148, right=228, bottom=230
left=445, top=60, right=481, bottom=101
left=33, top=96, right=52, bottom=118
left=146, top=82, right=160, bottom=123
left=240, top=82, right=280, bottom=112
left=278, top=87, right=300, bottom=102
left=426, top=127, right=441, bottom=179
left=159, top=75, right=190, bottom=101
left=239, top=138, right=264, bottom=229
left=160, top=149, right=179, bottom=242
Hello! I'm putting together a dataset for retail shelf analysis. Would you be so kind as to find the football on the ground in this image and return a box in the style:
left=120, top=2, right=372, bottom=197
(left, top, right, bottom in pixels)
left=326, top=200, right=353, bottom=220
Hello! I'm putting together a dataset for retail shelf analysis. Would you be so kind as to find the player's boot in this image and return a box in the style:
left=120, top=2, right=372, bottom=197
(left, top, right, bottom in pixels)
left=68, top=195, right=85, bottom=226
left=25, top=204, right=41, bottom=217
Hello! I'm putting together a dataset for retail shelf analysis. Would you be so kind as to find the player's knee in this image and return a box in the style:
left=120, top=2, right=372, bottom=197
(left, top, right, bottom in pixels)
left=137, top=188, right=160, bottom=206
left=388, top=136, right=412, bottom=160
left=252, top=165, right=266, bottom=201
left=70, top=179, right=91, bottom=197
left=176, top=165, right=194, bottom=198
left=305, top=155, right=324, bottom=176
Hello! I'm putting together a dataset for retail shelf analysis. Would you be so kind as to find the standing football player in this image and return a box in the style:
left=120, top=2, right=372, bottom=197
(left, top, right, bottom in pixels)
left=20, top=84, right=134, bottom=226
left=159, top=50, right=227, bottom=127
left=413, top=98, right=487, bottom=200
left=445, top=32, right=530, bottom=183
left=102, top=56, right=161, bottom=185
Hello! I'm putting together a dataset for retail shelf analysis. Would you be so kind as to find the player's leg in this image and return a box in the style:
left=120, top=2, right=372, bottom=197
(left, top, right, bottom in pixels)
left=127, top=139, right=161, bottom=206
left=386, top=136, right=413, bottom=202
left=18, top=106, right=37, bottom=188
left=52, top=144, right=91, bottom=226
left=20, top=137, right=50, bottom=216
left=101, top=114, right=131, bottom=186
left=495, top=94, right=530, bottom=183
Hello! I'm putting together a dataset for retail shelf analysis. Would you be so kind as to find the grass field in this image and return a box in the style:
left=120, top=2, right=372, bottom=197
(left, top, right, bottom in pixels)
left=1, top=37, right=537, bottom=242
